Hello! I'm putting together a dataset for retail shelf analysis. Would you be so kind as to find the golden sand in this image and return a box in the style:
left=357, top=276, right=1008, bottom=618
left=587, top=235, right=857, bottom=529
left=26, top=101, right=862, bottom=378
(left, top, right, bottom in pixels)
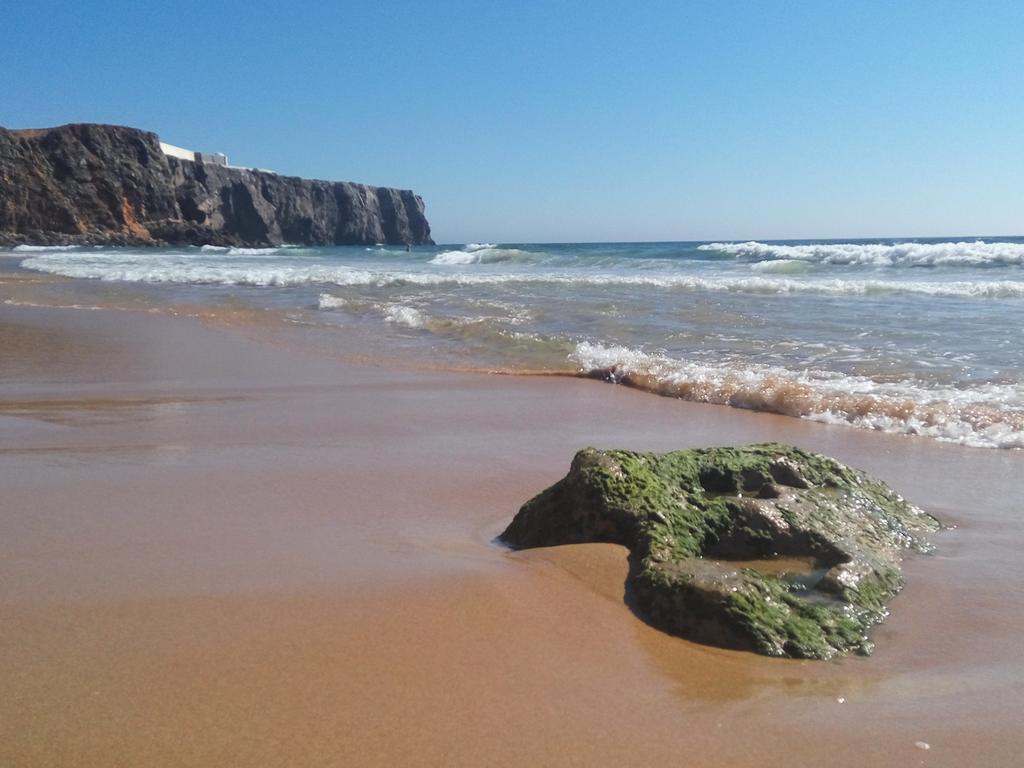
left=2, top=298, right=1022, bottom=767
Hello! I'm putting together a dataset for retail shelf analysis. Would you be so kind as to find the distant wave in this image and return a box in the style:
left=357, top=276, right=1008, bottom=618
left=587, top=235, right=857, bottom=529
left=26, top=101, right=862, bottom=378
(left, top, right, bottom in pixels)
left=22, top=254, right=1024, bottom=298
left=430, top=250, right=489, bottom=265
left=12, top=244, right=81, bottom=251
left=574, top=342, right=1024, bottom=450
left=700, top=240, right=1024, bottom=267
left=226, top=247, right=288, bottom=255
left=429, top=246, right=533, bottom=265
left=199, top=245, right=287, bottom=256
left=747, top=259, right=811, bottom=274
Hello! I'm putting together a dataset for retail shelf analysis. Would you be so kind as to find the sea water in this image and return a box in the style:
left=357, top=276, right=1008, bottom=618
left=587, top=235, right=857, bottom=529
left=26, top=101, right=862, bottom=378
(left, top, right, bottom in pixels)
left=12, top=237, right=1024, bottom=449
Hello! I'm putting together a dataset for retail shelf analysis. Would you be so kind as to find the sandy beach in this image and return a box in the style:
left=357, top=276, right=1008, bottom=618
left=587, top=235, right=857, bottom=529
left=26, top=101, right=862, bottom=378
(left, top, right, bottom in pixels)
left=2, top=278, right=1022, bottom=767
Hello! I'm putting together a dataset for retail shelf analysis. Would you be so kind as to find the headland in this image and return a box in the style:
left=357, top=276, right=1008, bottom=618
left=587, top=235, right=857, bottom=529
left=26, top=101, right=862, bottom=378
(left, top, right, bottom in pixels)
left=0, top=123, right=433, bottom=247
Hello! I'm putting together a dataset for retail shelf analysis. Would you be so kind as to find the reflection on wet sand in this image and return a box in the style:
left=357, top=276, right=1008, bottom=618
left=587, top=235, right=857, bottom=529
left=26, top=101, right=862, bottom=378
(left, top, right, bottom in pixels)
left=0, top=395, right=241, bottom=426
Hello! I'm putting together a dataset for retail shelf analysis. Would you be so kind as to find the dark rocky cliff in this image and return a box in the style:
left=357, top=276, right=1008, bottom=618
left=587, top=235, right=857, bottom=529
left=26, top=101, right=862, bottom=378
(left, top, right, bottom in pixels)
left=0, top=123, right=432, bottom=247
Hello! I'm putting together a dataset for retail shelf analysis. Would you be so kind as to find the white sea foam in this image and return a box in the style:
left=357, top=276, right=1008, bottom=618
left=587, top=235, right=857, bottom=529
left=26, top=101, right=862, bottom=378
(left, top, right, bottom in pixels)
left=200, top=245, right=289, bottom=256
left=21, top=253, right=1024, bottom=299
left=319, top=293, right=537, bottom=337
left=317, top=293, right=348, bottom=309
left=12, top=244, right=81, bottom=251
left=700, top=240, right=1024, bottom=267
left=382, top=303, right=426, bottom=328
left=573, top=342, right=1024, bottom=450
left=318, top=292, right=426, bottom=328
left=465, top=242, right=496, bottom=252
left=225, top=247, right=284, bottom=255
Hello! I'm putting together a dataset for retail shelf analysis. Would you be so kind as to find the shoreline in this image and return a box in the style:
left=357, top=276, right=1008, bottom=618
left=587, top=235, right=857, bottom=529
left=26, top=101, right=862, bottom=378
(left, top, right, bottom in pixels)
left=7, top=245, right=1024, bottom=451
left=2, top=292, right=1023, bottom=766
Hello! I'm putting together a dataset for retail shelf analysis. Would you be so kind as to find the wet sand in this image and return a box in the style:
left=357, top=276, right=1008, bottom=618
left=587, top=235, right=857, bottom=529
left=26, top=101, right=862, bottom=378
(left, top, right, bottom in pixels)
left=2, top=293, right=1023, bottom=766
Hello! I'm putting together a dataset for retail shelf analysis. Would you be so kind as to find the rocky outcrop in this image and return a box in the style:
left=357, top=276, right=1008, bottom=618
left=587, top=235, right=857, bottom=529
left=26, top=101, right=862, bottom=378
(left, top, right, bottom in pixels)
left=501, top=443, right=940, bottom=659
left=0, top=123, right=432, bottom=247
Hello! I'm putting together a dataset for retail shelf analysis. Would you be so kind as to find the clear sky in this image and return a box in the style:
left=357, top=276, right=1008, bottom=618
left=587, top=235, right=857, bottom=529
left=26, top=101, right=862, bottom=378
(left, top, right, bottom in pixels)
left=3, top=1, right=1022, bottom=243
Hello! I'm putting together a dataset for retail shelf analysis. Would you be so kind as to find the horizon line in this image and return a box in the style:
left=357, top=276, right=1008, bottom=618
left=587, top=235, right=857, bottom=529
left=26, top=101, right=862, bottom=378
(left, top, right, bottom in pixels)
left=434, top=233, right=1024, bottom=246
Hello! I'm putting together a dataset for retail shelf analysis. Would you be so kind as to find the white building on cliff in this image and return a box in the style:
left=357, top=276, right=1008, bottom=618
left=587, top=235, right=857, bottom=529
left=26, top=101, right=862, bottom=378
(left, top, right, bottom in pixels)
left=159, top=141, right=228, bottom=167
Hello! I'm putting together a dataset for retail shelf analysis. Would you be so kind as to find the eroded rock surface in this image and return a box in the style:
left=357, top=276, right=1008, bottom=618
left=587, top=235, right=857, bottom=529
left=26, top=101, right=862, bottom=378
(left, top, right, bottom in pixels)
left=0, top=123, right=432, bottom=247
left=501, top=443, right=940, bottom=659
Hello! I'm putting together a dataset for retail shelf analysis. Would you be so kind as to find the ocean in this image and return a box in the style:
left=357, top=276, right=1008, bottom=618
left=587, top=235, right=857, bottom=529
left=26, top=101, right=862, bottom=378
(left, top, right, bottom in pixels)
left=11, top=237, right=1024, bottom=449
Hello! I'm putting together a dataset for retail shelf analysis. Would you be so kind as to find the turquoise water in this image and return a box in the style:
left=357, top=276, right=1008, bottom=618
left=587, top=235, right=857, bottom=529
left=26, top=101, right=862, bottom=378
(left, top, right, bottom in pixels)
left=12, top=237, right=1024, bottom=448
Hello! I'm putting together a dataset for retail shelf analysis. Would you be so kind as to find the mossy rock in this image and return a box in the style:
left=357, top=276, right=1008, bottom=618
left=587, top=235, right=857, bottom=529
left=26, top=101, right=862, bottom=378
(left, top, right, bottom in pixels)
left=501, top=442, right=939, bottom=659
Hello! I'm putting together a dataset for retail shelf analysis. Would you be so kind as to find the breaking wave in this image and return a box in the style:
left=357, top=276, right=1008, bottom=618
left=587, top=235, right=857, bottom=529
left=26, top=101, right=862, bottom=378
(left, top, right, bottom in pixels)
left=382, top=303, right=426, bottom=328
left=199, top=245, right=290, bottom=256
left=22, top=254, right=1024, bottom=298
left=573, top=342, right=1024, bottom=450
left=316, top=293, right=348, bottom=310
left=748, top=259, right=812, bottom=274
left=700, top=240, right=1024, bottom=267
left=429, top=246, right=533, bottom=265
left=226, top=247, right=290, bottom=255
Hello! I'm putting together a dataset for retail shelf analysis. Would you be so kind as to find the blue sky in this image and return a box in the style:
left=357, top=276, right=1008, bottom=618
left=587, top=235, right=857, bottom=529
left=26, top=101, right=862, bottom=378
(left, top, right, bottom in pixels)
left=3, top=1, right=1022, bottom=243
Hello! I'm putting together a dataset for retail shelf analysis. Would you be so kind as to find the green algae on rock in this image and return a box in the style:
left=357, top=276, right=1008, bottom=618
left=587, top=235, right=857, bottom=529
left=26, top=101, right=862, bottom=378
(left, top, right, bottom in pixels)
left=500, top=443, right=940, bottom=659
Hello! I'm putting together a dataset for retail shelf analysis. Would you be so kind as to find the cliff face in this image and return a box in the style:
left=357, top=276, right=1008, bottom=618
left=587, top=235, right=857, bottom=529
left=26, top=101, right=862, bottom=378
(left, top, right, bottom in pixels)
left=0, top=123, right=433, bottom=247
left=164, top=158, right=433, bottom=247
